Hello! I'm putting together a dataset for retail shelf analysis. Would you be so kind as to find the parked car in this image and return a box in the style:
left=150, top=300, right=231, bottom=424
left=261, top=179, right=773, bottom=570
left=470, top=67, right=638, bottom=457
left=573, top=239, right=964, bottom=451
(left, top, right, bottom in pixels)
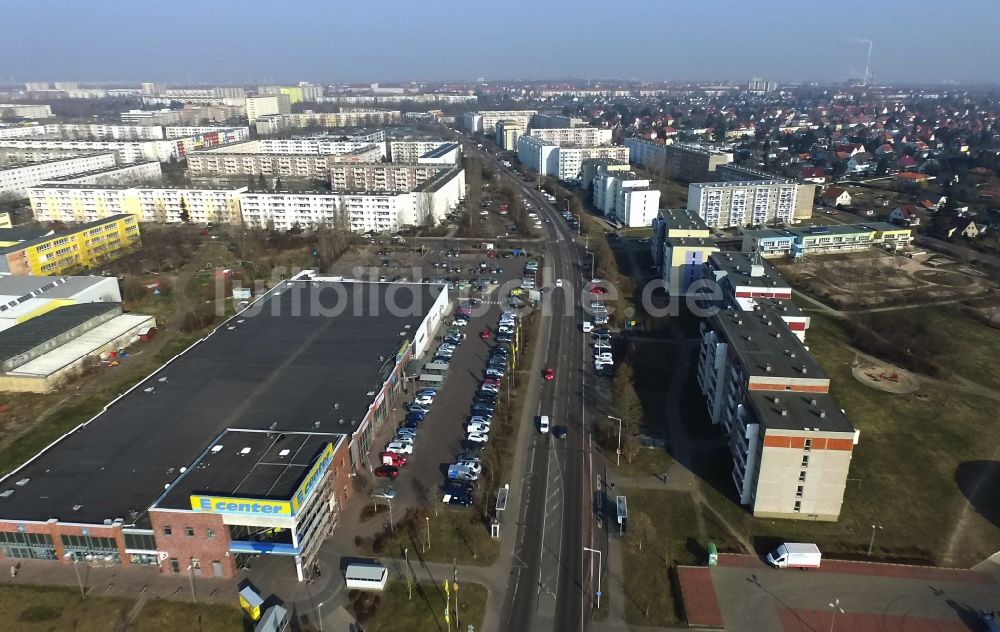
left=395, top=428, right=417, bottom=438
left=380, top=452, right=407, bottom=467
left=442, top=482, right=474, bottom=506
left=374, top=465, right=400, bottom=479
left=384, top=442, right=413, bottom=454
left=471, top=403, right=495, bottom=416
left=466, top=432, right=489, bottom=444
left=391, top=436, right=415, bottom=446
left=469, top=415, right=491, bottom=425
left=454, top=460, right=482, bottom=475
left=467, top=422, right=491, bottom=434
left=413, top=395, right=434, bottom=406
left=408, top=404, right=430, bottom=414
left=405, top=411, right=426, bottom=422
left=553, top=426, right=568, bottom=439
left=416, top=388, right=438, bottom=397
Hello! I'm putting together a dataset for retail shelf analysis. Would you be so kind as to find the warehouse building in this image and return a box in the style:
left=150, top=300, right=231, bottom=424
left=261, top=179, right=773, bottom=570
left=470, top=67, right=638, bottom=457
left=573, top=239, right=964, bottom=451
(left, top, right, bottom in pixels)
left=0, top=274, right=122, bottom=331
left=0, top=302, right=155, bottom=392
left=0, top=276, right=450, bottom=580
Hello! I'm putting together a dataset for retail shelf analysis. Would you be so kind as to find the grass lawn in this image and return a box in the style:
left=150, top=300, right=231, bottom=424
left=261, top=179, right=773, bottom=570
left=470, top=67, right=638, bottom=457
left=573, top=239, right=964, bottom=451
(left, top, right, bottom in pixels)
left=0, top=584, right=241, bottom=632
left=699, top=311, right=1000, bottom=567
left=131, top=598, right=243, bottom=631
left=910, top=306, right=1000, bottom=391
left=358, top=579, right=487, bottom=632
left=612, top=447, right=674, bottom=478
left=618, top=489, right=716, bottom=625
left=369, top=507, right=500, bottom=566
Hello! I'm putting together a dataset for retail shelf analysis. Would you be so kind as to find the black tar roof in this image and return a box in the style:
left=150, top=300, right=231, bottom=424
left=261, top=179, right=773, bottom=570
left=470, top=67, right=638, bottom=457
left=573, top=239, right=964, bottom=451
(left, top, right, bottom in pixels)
left=0, top=280, right=439, bottom=526
left=155, top=430, right=344, bottom=510
left=748, top=392, right=855, bottom=434
left=709, top=251, right=790, bottom=290
left=0, top=302, right=120, bottom=363
left=708, top=308, right=827, bottom=381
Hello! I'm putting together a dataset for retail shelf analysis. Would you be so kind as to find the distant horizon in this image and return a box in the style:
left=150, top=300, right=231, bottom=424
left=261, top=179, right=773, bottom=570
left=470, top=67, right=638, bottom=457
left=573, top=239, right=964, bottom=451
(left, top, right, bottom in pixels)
left=5, top=0, right=1000, bottom=85
left=6, top=78, right=1000, bottom=90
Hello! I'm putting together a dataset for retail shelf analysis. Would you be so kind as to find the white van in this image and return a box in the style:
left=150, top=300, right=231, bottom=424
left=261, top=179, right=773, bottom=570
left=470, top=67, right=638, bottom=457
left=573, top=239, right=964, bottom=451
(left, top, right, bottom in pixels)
left=538, top=415, right=550, bottom=434
left=766, top=543, right=821, bottom=569
left=582, top=321, right=593, bottom=333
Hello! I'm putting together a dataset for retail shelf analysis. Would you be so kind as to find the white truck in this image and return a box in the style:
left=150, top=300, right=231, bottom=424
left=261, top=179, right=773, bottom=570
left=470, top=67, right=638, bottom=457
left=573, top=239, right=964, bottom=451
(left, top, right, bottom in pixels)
left=766, top=542, right=822, bottom=569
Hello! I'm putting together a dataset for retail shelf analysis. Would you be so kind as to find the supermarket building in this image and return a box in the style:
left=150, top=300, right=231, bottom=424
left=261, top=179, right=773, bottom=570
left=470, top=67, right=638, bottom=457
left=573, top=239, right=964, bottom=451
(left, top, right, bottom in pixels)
left=0, top=276, right=448, bottom=580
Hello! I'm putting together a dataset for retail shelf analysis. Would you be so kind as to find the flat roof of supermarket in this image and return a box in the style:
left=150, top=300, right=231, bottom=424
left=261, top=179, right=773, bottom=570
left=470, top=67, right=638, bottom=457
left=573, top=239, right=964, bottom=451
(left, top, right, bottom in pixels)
left=0, top=280, right=439, bottom=526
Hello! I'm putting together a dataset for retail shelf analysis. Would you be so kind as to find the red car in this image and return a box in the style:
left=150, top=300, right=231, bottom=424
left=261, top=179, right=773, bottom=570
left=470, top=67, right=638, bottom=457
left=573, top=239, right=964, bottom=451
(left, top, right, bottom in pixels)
left=543, top=368, right=555, bottom=381
left=374, top=465, right=400, bottom=479
left=480, top=329, right=491, bottom=340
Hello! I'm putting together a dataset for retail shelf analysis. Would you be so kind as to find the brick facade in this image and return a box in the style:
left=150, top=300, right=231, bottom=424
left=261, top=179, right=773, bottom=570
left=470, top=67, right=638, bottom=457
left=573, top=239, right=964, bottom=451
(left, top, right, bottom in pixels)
left=148, top=510, right=233, bottom=578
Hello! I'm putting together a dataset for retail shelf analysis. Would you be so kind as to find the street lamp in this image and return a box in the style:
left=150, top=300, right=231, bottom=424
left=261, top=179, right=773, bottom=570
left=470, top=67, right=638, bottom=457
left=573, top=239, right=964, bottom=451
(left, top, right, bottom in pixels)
left=315, top=600, right=326, bottom=632
left=828, top=598, right=844, bottom=632
left=63, top=553, right=85, bottom=599
left=608, top=415, right=623, bottom=467
left=583, top=547, right=603, bottom=609
left=185, top=563, right=198, bottom=604
left=425, top=516, right=431, bottom=552
left=867, top=524, right=883, bottom=557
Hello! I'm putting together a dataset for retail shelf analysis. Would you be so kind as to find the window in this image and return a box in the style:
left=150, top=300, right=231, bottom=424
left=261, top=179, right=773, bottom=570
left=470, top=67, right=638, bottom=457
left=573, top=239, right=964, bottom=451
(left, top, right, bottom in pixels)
left=170, top=558, right=180, bottom=574
left=206, top=529, right=215, bottom=540
left=185, top=527, right=194, bottom=537
left=793, top=501, right=802, bottom=513
left=801, top=455, right=809, bottom=468
left=796, top=485, right=804, bottom=498
left=163, top=526, right=172, bottom=536
left=803, top=438, right=812, bottom=451
left=798, top=470, right=807, bottom=482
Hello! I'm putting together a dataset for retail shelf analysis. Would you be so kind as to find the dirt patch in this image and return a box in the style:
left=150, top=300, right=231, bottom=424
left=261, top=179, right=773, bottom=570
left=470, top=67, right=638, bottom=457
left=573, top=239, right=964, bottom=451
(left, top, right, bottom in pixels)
left=851, top=354, right=920, bottom=394
left=912, top=270, right=968, bottom=286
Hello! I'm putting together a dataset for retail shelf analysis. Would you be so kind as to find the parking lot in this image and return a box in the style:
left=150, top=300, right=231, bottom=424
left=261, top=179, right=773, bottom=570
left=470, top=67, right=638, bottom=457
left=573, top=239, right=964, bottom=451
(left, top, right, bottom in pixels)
left=355, top=255, right=539, bottom=519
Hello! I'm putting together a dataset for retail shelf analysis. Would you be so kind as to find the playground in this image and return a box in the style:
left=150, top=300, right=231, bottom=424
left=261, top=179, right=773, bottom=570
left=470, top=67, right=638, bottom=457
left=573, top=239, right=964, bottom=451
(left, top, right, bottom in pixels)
left=851, top=353, right=920, bottom=394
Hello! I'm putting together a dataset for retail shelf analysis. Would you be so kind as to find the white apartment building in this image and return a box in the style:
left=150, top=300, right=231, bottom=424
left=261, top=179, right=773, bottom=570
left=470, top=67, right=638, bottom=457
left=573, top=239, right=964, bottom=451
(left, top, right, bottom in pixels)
left=40, top=161, right=163, bottom=186
left=463, top=110, right=536, bottom=134
left=389, top=140, right=445, bottom=163
left=625, top=137, right=670, bottom=170
left=0, top=153, right=118, bottom=196
left=531, top=114, right=586, bottom=128
left=328, top=163, right=452, bottom=193
left=557, top=146, right=629, bottom=182
left=29, top=185, right=246, bottom=224
left=29, top=168, right=465, bottom=232
left=592, top=167, right=661, bottom=227
left=496, top=119, right=528, bottom=150
left=529, top=127, right=612, bottom=146
left=0, top=104, right=54, bottom=119
left=518, top=136, right=629, bottom=182
left=253, top=111, right=400, bottom=135
left=0, top=129, right=249, bottom=164
left=246, top=95, right=292, bottom=122
left=0, top=123, right=168, bottom=141
left=688, top=180, right=799, bottom=228
left=187, top=150, right=384, bottom=178
left=517, top=136, right=559, bottom=177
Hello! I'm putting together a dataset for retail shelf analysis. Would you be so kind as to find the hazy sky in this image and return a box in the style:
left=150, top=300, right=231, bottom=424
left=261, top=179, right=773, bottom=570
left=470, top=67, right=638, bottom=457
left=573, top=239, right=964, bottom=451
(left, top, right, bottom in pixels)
left=4, top=0, right=999, bottom=85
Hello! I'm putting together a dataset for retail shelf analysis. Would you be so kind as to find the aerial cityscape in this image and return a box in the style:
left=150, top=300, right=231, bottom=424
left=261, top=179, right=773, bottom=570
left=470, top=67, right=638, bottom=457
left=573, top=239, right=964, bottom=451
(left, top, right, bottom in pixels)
left=1, top=1, right=999, bottom=631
